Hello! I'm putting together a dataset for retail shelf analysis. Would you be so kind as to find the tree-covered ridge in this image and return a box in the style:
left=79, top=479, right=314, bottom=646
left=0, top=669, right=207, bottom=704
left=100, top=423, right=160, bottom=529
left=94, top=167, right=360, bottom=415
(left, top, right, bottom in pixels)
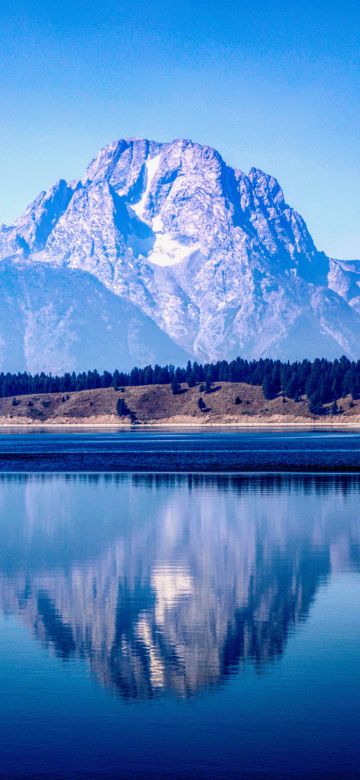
left=1, top=355, right=360, bottom=414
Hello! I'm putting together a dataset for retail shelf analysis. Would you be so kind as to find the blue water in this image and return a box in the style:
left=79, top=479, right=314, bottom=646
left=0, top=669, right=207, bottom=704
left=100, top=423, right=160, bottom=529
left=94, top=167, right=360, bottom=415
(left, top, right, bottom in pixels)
left=0, top=427, right=360, bottom=470
left=0, top=463, right=359, bottom=778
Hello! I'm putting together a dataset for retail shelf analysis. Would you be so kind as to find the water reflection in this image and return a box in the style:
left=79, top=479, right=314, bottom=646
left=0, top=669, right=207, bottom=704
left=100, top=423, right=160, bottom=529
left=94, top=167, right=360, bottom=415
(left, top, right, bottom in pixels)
left=0, top=473, right=359, bottom=698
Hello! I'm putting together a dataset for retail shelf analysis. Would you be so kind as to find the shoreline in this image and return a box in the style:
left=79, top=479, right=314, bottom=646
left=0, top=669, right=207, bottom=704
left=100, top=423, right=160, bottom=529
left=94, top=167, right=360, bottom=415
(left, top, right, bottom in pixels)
left=1, top=419, right=360, bottom=429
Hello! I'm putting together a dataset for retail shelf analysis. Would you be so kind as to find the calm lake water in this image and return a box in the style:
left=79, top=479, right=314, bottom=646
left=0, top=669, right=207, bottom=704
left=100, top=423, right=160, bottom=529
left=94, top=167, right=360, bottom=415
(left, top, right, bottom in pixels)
left=0, top=452, right=359, bottom=778
left=1, top=427, right=360, bottom=470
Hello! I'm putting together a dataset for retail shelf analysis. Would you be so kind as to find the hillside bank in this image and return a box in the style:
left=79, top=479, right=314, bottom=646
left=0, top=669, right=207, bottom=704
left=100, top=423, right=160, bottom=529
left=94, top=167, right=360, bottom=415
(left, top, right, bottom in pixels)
left=1, top=382, right=360, bottom=426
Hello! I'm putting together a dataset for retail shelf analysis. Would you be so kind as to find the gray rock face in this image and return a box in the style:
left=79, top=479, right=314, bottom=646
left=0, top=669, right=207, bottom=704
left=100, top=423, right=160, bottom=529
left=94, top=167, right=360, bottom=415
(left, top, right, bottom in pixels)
left=0, top=260, right=190, bottom=373
left=1, top=137, right=360, bottom=369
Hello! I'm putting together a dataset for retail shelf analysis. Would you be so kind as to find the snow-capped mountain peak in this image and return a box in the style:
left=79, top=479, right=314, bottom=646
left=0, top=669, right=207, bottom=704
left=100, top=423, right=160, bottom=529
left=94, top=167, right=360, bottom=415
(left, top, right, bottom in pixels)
left=0, top=136, right=359, bottom=371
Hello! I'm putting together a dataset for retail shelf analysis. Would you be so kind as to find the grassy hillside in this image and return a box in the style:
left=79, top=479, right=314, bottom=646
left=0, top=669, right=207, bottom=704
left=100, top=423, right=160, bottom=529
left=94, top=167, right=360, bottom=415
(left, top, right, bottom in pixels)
left=0, top=382, right=359, bottom=425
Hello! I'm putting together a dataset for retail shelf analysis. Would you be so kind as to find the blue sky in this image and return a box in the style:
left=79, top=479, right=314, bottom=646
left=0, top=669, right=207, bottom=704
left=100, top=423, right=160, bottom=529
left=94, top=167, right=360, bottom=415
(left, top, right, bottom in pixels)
left=0, top=0, right=359, bottom=258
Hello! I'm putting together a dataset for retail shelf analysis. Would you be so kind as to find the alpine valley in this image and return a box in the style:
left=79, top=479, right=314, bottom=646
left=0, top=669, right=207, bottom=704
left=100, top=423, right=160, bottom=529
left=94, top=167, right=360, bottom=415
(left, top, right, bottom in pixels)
left=1, top=137, right=360, bottom=373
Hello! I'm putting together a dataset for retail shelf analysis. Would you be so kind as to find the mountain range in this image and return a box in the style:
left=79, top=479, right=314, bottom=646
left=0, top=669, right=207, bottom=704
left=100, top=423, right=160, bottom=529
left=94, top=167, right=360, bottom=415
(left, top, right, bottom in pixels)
left=1, top=137, right=359, bottom=372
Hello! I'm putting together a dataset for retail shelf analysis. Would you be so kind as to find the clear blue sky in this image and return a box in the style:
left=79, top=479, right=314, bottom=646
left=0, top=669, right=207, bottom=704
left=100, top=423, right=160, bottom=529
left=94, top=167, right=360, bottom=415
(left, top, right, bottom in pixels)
left=0, top=0, right=359, bottom=258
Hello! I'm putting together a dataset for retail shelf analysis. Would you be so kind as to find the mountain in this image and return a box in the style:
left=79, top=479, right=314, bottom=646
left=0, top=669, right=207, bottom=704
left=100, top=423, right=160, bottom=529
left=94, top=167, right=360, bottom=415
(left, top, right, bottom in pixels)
left=0, top=260, right=190, bottom=373
left=1, top=137, right=360, bottom=371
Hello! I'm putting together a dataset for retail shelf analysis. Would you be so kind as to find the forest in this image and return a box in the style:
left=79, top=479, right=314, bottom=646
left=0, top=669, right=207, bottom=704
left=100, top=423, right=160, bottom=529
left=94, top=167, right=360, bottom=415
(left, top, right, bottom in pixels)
left=1, top=355, right=360, bottom=415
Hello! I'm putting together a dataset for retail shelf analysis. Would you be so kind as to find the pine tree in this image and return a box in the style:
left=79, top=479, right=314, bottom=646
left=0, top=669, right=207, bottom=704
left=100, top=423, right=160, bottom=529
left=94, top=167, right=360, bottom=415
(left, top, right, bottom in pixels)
left=112, top=370, right=120, bottom=391
left=171, top=377, right=181, bottom=395
left=350, top=373, right=360, bottom=400
left=187, top=371, right=196, bottom=388
left=205, top=373, right=212, bottom=393
left=116, top=398, right=129, bottom=416
left=262, top=373, right=276, bottom=400
left=143, top=365, right=154, bottom=385
left=308, top=390, right=324, bottom=415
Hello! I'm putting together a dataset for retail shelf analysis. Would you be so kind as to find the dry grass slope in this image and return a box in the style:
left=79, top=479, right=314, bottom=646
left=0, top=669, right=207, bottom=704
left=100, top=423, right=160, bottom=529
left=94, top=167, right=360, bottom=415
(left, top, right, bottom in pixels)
left=0, top=382, right=360, bottom=426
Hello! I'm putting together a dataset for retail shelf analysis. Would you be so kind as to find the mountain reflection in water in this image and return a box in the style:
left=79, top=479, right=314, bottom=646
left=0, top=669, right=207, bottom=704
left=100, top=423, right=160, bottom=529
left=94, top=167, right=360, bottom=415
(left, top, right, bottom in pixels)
left=0, top=473, right=359, bottom=699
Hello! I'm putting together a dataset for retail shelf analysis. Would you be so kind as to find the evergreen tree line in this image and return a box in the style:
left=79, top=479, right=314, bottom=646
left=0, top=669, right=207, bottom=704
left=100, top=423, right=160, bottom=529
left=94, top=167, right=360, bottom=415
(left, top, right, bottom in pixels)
left=1, top=355, right=360, bottom=414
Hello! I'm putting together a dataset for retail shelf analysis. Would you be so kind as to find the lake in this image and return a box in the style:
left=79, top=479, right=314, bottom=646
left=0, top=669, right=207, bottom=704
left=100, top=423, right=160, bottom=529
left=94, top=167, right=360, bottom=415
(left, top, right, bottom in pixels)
left=0, top=432, right=359, bottom=778
left=1, top=427, right=360, bottom=470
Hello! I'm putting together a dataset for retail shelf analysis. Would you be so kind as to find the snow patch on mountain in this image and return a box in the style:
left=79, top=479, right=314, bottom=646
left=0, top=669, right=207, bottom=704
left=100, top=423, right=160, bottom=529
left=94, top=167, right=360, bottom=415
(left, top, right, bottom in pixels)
left=132, top=154, right=161, bottom=221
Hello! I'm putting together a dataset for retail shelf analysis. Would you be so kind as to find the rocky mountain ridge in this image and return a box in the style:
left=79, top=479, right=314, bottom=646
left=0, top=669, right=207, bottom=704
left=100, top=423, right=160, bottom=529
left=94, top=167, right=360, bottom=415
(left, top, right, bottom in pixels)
left=1, top=137, right=359, bottom=371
